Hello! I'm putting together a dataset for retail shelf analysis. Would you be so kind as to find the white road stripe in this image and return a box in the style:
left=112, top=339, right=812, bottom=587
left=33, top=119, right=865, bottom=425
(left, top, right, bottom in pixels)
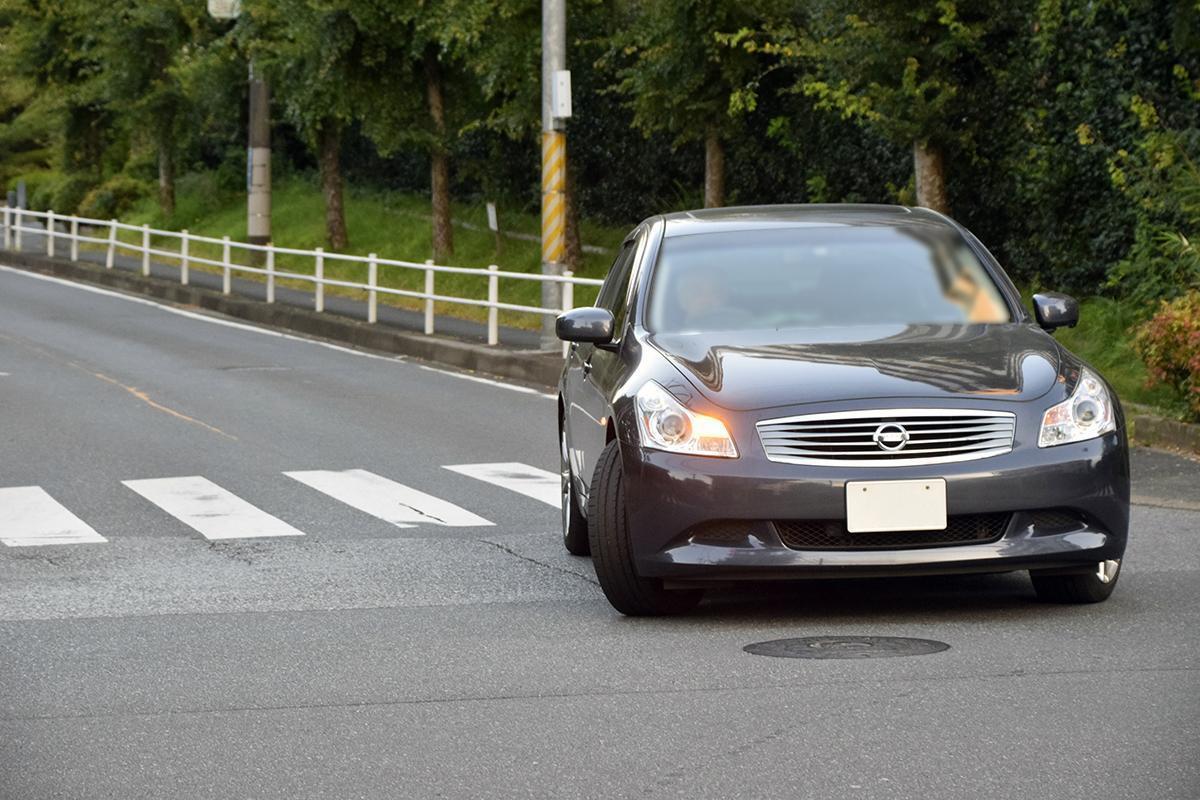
left=443, top=463, right=560, bottom=507
left=285, top=469, right=493, bottom=528
left=123, top=476, right=305, bottom=540
left=0, top=486, right=108, bottom=546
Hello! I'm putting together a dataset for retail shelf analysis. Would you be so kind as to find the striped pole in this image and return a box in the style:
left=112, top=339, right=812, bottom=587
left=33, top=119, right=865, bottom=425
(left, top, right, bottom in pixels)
left=540, top=130, right=566, bottom=347
left=541, top=131, right=566, bottom=266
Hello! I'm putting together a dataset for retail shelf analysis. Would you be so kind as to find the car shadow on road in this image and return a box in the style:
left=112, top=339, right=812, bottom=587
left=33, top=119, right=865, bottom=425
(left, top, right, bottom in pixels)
left=681, top=571, right=1074, bottom=623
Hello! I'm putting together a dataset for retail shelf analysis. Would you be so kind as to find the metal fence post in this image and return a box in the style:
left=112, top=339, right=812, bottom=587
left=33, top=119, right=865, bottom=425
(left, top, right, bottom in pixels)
left=266, top=245, right=275, bottom=303
left=105, top=220, right=116, bottom=268
left=14, top=208, right=22, bottom=252
left=141, top=224, right=150, bottom=276
left=2, top=207, right=9, bottom=250
left=424, top=260, right=435, bottom=335
left=314, top=248, right=325, bottom=312
left=561, top=271, right=574, bottom=357
left=487, top=264, right=499, bottom=346
left=180, top=230, right=189, bottom=285
left=70, top=217, right=79, bottom=262
left=367, top=253, right=378, bottom=323
left=222, top=236, right=232, bottom=294
left=46, top=210, right=55, bottom=257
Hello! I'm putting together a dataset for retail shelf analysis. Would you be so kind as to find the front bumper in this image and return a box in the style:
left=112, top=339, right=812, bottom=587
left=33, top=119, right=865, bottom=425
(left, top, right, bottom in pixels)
left=621, top=430, right=1129, bottom=582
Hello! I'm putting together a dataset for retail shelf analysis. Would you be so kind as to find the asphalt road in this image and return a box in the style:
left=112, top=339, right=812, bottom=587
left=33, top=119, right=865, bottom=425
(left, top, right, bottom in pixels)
left=1, top=263, right=1197, bottom=800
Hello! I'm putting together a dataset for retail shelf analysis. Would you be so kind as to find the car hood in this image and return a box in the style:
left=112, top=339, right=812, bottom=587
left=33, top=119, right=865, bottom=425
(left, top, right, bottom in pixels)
left=648, top=324, right=1063, bottom=412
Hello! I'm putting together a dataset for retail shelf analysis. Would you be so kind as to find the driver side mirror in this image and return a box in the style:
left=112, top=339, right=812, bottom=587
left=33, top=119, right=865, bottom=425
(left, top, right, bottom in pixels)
left=556, top=307, right=615, bottom=345
left=1032, top=292, right=1079, bottom=332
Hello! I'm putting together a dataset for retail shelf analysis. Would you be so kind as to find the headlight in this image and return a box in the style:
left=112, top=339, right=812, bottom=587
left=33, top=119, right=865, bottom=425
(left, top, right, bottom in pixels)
left=635, top=381, right=737, bottom=458
left=1038, top=369, right=1116, bottom=447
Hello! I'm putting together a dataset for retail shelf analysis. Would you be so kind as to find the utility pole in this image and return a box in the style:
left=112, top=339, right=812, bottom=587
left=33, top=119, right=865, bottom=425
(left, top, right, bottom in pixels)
left=540, top=0, right=570, bottom=349
left=247, top=62, right=271, bottom=247
left=207, top=2, right=270, bottom=248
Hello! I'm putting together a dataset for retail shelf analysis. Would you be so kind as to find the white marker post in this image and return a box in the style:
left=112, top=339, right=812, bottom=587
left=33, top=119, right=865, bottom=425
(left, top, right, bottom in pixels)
left=314, top=247, right=324, bottom=312
left=367, top=253, right=378, bottom=323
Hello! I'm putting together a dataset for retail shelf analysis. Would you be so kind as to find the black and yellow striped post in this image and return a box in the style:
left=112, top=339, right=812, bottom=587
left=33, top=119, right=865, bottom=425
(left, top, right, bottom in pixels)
left=540, top=0, right=568, bottom=348
left=541, top=132, right=567, bottom=266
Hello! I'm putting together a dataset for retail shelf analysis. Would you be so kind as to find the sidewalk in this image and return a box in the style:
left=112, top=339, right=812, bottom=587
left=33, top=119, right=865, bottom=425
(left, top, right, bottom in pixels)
left=3, top=220, right=545, bottom=350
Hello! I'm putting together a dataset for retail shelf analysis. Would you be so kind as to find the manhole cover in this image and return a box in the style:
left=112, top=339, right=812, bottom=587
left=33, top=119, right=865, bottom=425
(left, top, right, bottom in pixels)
left=743, top=636, right=949, bottom=660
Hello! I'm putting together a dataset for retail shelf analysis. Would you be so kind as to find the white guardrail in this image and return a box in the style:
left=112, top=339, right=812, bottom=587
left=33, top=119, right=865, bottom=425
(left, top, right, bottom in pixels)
left=0, top=206, right=603, bottom=351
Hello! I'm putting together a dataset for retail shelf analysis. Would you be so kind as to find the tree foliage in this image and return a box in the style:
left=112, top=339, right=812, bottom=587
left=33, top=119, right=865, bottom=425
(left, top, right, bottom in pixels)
left=0, top=0, right=1195, bottom=304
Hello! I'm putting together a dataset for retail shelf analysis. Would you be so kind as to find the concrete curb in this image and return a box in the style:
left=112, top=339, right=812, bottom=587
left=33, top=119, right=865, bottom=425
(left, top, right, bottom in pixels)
left=1129, top=413, right=1200, bottom=458
left=1, top=250, right=565, bottom=388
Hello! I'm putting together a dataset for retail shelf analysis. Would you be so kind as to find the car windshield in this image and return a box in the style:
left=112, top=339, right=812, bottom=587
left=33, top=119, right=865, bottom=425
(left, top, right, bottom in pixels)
left=646, top=226, right=1012, bottom=333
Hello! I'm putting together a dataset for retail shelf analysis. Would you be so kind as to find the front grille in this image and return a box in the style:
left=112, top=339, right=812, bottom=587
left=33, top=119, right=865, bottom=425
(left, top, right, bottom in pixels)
left=757, top=408, right=1016, bottom=467
left=775, top=513, right=1010, bottom=550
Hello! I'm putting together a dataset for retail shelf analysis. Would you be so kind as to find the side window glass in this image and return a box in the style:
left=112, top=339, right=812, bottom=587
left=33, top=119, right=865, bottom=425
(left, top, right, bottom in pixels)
left=596, top=242, right=635, bottom=314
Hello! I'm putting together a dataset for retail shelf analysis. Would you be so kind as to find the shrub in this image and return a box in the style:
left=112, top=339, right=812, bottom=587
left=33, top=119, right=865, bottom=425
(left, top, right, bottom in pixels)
left=1133, top=290, right=1200, bottom=421
left=78, top=175, right=152, bottom=220
left=50, top=175, right=97, bottom=214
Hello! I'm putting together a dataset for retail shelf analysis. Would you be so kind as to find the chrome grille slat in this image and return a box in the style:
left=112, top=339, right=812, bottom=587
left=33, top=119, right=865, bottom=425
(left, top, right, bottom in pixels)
left=761, top=432, right=1013, bottom=447
left=759, top=424, right=1014, bottom=439
left=757, top=408, right=1016, bottom=467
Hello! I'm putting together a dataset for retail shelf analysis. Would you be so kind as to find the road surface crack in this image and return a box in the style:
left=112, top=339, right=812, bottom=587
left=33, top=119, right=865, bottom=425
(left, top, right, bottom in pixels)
left=397, top=502, right=446, bottom=525
left=477, top=538, right=599, bottom=586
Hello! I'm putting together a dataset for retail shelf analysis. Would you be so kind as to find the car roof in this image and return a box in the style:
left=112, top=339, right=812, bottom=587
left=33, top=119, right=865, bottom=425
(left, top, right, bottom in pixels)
left=656, top=204, right=957, bottom=238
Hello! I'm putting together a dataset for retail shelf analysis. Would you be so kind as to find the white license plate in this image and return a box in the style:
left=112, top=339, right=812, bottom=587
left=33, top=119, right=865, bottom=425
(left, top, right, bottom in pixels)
left=845, top=479, right=947, bottom=533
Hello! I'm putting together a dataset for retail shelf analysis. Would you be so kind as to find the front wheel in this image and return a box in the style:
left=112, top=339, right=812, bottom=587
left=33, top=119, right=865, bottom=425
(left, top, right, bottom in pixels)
left=588, top=440, right=703, bottom=616
left=1030, top=559, right=1122, bottom=604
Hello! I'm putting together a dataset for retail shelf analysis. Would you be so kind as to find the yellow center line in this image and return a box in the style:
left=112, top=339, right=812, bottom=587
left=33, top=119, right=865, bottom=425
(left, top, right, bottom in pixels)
left=84, top=369, right=238, bottom=441
left=1, top=333, right=238, bottom=441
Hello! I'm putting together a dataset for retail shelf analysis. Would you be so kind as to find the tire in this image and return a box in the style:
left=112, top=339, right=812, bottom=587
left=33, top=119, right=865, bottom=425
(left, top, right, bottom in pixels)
left=1030, top=559, right=1122, bottom=604
left=560, top=424, right=590, bottom=556
left=588, top=440, right=703, bottom=616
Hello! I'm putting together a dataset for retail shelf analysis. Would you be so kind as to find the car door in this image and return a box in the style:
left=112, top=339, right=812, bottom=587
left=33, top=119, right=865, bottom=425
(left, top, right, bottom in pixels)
left=566, top=234, right=641, bottom=500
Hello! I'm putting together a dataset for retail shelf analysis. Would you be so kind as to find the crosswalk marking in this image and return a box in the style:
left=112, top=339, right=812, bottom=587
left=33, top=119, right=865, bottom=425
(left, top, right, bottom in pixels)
left=123, top=476, right=305, bottom=540
left=0, top=486, right=108, bottom=546
left=443, top=462, right=560, bottom=507
left=284, top=469, right=493, bottom=528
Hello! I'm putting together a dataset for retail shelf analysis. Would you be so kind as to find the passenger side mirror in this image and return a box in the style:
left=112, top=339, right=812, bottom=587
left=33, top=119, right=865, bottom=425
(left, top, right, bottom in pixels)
left=1032, top=292, right=1079, bottom=331
left=556, top=307, right=615, bottom=345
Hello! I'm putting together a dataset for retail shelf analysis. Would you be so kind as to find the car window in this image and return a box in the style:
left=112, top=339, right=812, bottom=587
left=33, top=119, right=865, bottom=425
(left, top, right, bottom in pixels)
left=646, top=226, right=1012, bottom=333
left=596, top=238, right=638, bottom=335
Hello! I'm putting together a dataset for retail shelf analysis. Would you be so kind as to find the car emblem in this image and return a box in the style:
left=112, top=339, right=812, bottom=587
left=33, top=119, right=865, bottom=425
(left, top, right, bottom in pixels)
left=872, top=423, right=910, bottom=452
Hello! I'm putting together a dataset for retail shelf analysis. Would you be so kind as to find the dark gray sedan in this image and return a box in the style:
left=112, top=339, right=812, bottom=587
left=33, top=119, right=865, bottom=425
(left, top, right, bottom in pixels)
left=556, top=205, right=1129, bottom=616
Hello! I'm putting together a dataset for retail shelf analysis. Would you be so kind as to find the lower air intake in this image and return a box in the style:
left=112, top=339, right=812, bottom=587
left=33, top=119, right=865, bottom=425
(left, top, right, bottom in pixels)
left=774, top=513, right=1010, bottom=550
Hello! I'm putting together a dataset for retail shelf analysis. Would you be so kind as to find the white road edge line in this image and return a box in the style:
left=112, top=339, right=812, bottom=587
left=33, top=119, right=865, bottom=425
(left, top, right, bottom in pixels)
left=0, top=486, right=108, bottom=546
left=285, top=469, right=493, bottom=528
left=443, top=463, right=560, bottom=507
left=418, top=365, right=553, bottom=398
left=0, top=264, right=555, bottom=398
left=123, top=476, right=305, bottom=540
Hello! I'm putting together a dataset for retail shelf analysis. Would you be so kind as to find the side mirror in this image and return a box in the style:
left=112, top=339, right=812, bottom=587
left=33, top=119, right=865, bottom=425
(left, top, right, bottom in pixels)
left=1032, top=292, right=1079, bottom=331
left=555, top=307, right=615, bottom=345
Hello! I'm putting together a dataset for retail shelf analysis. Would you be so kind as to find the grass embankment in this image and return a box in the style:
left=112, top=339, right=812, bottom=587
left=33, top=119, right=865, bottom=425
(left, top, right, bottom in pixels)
left=109, top=172, right=626, bottom=328
left=97, top=173, right=1177, bottom=416
left=1055, top=296, right=1181, bottom=417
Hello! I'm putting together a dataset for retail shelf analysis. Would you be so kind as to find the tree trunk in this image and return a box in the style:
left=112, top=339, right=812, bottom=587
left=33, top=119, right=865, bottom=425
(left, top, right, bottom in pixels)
left=562, top=153, right=583, bottom=272
left=158, top=137, right=175, bottom=217
left=913, top=140, right=950, bottom=215
left=704, top=129, right=725, bottom=208
left=317, top=120, right=349, bottom=250
left=425, top=46, right=453, bottom=261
